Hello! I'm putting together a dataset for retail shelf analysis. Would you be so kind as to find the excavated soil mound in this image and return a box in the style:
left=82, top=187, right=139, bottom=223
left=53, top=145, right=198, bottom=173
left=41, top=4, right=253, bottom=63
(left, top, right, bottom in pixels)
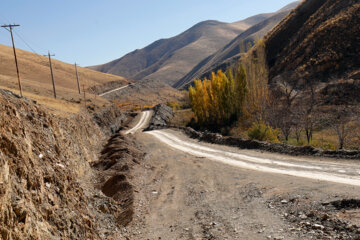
left=0, top=89, right=141, bottom=239
left=92, top=132, right=145, bottom=227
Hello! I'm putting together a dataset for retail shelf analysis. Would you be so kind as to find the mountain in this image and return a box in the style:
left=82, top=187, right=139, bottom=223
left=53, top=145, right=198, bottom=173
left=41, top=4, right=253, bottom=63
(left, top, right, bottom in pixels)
left=240, top=0, right=360, bottom=105
left=0, top=44, right=128, bottom=101
left=264, top=0, right=360, bottom=87
left=89, top=9, right=291, bottom=86
left=174, top=2, right=300, bottom=89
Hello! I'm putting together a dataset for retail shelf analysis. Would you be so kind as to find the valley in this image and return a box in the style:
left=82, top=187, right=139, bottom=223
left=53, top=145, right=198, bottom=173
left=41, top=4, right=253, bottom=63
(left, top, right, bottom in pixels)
left=1, top=0, right=360, bottom=239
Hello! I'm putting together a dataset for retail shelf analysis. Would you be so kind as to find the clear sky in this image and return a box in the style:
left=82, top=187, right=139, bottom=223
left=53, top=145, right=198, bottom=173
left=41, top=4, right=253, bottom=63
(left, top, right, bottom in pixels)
left=0, top=0, right=296, bottom=66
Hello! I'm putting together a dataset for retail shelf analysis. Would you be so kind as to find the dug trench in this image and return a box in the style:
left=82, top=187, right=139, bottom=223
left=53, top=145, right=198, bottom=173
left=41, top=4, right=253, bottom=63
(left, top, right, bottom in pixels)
left=92, top=131, right=145, bottom=227
left=0, top=89, right=145, bottom=239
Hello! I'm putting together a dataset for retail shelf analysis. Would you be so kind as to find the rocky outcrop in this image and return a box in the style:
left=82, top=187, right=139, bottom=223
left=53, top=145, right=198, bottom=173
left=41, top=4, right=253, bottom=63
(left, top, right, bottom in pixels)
left=146, top=104, right=174, bottom=130
left=0, top=89, right=138, bottom=239
left=93, top=105, right=127, bottom=135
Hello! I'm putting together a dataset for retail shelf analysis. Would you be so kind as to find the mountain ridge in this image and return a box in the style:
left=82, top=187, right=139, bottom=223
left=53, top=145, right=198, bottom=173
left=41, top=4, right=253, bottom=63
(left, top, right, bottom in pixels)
left=89, top=4, right=300, bottom=85
left=174, top=1, right=301, bottom=89
left=174, top=9, right=295, bottom=89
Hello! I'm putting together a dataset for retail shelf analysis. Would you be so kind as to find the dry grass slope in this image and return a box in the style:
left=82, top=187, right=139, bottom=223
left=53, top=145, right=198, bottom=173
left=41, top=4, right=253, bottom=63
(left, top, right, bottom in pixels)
left=0, top=44, right=128, bottom=111
left=264, top=0, right=360, bottom=84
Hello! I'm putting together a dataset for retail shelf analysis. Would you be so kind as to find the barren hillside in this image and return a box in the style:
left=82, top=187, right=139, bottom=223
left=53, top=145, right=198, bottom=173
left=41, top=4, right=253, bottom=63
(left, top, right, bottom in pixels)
left=263, top=0, right=360, bottom=89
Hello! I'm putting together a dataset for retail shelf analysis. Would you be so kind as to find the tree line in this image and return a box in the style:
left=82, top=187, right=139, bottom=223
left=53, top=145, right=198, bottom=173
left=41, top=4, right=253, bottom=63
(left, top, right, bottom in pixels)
left=188, top=46, right=360, bottom=149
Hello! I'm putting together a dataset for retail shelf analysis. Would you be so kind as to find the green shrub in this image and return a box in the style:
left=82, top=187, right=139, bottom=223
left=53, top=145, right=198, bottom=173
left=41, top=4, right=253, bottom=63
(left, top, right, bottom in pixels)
left=311, top=140, right=337, bottom=151
left=248, top=121, right=280, bottom=143
left=167, top=101, right=181, bottom=110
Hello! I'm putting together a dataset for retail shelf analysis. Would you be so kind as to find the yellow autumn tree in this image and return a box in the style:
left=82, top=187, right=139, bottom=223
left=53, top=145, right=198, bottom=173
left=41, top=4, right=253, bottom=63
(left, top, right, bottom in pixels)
left=189, top=67, right=248, bottom=129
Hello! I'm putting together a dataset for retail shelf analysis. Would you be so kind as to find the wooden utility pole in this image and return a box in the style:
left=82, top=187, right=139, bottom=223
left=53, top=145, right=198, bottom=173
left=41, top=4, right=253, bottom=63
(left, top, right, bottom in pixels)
left=74, top=63, right=81, bottom=94
left=82, top=84, right=86, bottom=108
left=44, top=51, right=56, bottom=99
left=1, top=24, right=22, bottom=97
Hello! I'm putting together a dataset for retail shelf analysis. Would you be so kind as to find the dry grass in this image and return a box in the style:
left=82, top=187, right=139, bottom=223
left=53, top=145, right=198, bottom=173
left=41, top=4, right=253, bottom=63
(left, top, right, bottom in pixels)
left=0, top=44, right=128, bottom=112
left=229, top=122, right=360, bottom=150
left=0, top=44, right=127, bottom=93
left=0, top=85, right=111, bottom=116
left=0, top=86, right=79, bottom=114
left=170, top=109, right=194, bottom=127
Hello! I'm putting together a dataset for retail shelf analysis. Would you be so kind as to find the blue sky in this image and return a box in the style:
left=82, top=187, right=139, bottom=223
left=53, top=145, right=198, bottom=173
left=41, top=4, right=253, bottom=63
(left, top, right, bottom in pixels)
left=0, top=0, right=296, bottom=66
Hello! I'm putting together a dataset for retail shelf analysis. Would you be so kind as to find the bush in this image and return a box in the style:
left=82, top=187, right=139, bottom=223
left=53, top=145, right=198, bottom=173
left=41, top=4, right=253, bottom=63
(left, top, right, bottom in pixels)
left=248, top=122, right=280, bottom=143
left=167, top=101, right=181, bottom=110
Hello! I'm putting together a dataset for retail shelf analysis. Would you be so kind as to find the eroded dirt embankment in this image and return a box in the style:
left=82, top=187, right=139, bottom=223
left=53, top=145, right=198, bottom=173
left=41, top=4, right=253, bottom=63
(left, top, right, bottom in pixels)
left=0, top=89, right=142, bottom=239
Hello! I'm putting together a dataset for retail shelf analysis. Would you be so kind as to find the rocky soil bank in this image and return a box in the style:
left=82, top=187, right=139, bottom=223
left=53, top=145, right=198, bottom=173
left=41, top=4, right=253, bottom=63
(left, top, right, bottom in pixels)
left=0, top=89, right=141, bottom=239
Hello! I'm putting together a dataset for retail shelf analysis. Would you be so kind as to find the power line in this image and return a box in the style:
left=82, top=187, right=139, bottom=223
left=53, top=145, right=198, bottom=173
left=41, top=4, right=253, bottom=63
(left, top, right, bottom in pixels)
left=13, top=30, right=39, bottom=55
left=0, top=16, right=46, bottom=62
left=11, top=29, right=48, bottom=64
left=0, top=13, right=11, bottom=25
left=13, top=28, right=47, bottom=52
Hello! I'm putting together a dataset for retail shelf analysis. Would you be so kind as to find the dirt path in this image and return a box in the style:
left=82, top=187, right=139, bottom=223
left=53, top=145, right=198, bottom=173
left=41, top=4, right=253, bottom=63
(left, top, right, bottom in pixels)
left=99, top=85, right=129, bottom=97
left=124, top=110, right=153, bottom=135
left=116, top=117, right=360, bottom=240
left=148, top=130, right=360, bottom=186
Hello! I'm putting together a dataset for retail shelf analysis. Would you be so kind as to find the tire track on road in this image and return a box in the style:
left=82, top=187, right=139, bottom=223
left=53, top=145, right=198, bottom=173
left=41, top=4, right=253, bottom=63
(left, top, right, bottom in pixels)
left=125, top=111, right=152, bottom=135
left=147, top=130, right=360, bottom=186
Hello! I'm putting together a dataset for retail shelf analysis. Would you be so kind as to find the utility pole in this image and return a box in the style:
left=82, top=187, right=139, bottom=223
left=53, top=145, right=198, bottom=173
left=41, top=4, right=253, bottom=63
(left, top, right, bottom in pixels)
left=74, top=63, right=81, bottom=94
left=82, top=84, right=86, bottom=108
left=44, top=51, right=56, bottom=99
left=1, top=24, right=22, bottom=97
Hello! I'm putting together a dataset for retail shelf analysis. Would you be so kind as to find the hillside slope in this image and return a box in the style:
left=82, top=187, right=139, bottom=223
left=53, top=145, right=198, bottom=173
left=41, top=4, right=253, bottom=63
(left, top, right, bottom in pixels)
left=89, top=14, right=274, bottom=86
left=0, top=89, right=143, bottom=239
left=174, top=3, right=299, bottom=89
left=0, top=44, right=128, bottom=101
left=263, top=0, right=360, bottom=88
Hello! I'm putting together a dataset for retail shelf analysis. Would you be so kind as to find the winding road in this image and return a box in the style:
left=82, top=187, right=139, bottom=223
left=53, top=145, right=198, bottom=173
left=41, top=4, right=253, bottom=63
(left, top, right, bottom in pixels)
left=148, top=129, right=360, bottom=186
left=127, top=110, right=360, bottom=186
left=124, top=110, right=152, bottom=135
left=118, top=111, right=360, bottom=240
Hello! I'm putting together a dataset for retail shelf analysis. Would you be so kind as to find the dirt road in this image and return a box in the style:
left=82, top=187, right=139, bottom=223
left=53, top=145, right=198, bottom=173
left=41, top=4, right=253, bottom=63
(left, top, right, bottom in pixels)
left=117, top=113, right=360, bottom=239
left=99, top=85, right=130, bottom=97
left=124, top=111, right=152, bottom=135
